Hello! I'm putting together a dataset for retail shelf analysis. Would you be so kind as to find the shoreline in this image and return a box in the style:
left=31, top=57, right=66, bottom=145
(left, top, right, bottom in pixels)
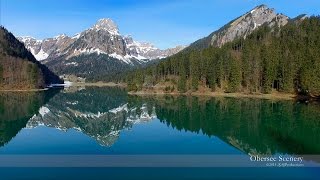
left=0, top=88, right=49, bottom=92
left=69, top=82, right=126, bottom=87
left=0, top=84, right=311, bottom=101
left=128, top=91, right=297, bottom=100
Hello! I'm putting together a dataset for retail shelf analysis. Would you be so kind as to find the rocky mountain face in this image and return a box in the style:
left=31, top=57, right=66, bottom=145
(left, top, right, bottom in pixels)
left=18, top=18, right=185, bottom=63
left=124, top=35, right=185, bottom=59
left=188, top=5, right=289, bottom=50
left=18, top=34, right=74, bottom=61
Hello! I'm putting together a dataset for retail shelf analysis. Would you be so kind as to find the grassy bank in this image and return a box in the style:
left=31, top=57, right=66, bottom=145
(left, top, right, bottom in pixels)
left=128, top=89, right=296, bottom=100
left=0, top=88, right=49, bottom=92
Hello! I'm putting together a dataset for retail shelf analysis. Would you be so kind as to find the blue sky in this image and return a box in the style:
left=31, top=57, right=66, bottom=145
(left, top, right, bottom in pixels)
left=1, top=0, right=320, bottom=49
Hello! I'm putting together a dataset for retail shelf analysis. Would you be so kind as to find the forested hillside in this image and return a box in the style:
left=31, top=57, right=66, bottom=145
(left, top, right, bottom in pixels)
left=0, top=27, right=62, bottom=90
left=45, top=53, right=159, bottom=82
left=126, top=17, right=320, bottom=97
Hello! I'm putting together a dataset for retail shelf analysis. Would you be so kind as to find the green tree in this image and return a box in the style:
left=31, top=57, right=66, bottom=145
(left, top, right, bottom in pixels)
left=190, top=51, right=200, bottom=91
left=178, top=63, right=187, bottom=92
left=228, top=56, right=241, bottom=92
left=0, top=64, right=3, bottom=83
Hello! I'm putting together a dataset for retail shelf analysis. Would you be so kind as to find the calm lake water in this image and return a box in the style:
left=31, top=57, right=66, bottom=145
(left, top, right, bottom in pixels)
left=0, top=86, right=319, bottom=179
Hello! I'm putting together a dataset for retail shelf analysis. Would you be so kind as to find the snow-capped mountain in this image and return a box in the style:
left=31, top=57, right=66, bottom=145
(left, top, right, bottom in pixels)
left=124, top=35, right=185, bottom=60
left=18, top=34, right=75, bottom=61
left=18, top=18, right=185, bottom=63
left=18, top=18, right=185, bottom=82
left=18, top=36, right=47, bottom=60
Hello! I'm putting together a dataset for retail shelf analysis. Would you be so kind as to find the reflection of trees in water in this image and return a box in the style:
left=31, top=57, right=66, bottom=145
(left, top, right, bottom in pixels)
left=0, top=90, right=58, bottom=147
left=134, top=96, right=320, bottom=155
left=2, top=87, right=319, bottom=156
left=49, top=86, right=128, bottom=113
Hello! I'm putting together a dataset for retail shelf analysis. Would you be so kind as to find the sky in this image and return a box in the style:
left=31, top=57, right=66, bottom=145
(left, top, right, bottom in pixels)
left=1, top=0, right=320, bottom=49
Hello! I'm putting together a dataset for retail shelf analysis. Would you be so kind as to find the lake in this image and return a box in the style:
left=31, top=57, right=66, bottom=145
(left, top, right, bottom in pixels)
left=0, top=87, right=319, bottom=179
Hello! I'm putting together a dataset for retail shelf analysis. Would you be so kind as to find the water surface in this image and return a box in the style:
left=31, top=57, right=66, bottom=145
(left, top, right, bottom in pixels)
left=0, top=87, right=319, bottom=179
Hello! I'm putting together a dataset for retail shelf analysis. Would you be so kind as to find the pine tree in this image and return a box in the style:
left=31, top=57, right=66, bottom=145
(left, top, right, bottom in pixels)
left=126, top=16, right=320, bottom=96
left=178, top=62, right=187, bottom=92
left=190, top=51, right=200, bottom=91
left=0, top=63, right=3, bottom=83
left=228, top=56, right=241, bottom=92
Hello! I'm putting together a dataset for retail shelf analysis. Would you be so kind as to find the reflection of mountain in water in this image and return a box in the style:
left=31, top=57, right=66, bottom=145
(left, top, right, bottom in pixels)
left=2, top=87, right=319, bottom=156
left=27, top=87, right=156, bottom=147
left=0, top=90, right=58, bottom=147
left=147, top=96, right=320, bottom=155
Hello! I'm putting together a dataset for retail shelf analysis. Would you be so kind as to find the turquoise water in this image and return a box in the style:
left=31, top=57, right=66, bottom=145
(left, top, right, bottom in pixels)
left=0, top=87, right=319, bottom=179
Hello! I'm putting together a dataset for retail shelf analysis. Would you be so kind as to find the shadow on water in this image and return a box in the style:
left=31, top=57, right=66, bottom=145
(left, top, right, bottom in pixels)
left=0, top=89, right=60, bottom=147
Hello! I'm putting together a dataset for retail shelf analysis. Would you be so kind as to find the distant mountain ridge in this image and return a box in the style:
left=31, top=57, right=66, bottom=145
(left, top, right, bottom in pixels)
left=18, top=18, right=185, bottom=63
left=18, top=18, right=185, bottom=82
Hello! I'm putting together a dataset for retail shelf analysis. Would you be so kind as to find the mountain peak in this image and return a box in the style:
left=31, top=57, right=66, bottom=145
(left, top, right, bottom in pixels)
left=249, top=4, right=274, bottom=15
left=250, top=4, right=269, bottom=12
left=18, top=17, right=185, bottom=64
left=255, top=4, right=268, bottom=9
left=18, top=36, right=42, bottom=44
left=92, top=18, right=120, bottom=35
left=188, top=5, right=289, bottom=49
left=54, top=34, right=68, bottom=39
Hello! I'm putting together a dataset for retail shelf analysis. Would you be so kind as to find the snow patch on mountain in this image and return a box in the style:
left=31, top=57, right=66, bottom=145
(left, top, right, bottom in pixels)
left=74, top=111, right=106, bottom=119
left=39, top=106, right=50, bottom=117
left=54, top=34, right=67, bottom=40
left=72, top=33, right=81, bottom=39
left=34, top=48, right=49, bottom=60
left=109, top=104, right=128, bottom=114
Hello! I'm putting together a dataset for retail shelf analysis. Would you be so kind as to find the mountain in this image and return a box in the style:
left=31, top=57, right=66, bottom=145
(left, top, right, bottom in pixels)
left=123, top=35, right=186, bottom=60
left=126, top=5, right=320, bottom=97
left=0, top=27, right=63, bottom=90
left=188, top=5, right=289, bottom=50
left=18, top=34, right=74, bottom=61
left=18, top=18, right=185, bottom=82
